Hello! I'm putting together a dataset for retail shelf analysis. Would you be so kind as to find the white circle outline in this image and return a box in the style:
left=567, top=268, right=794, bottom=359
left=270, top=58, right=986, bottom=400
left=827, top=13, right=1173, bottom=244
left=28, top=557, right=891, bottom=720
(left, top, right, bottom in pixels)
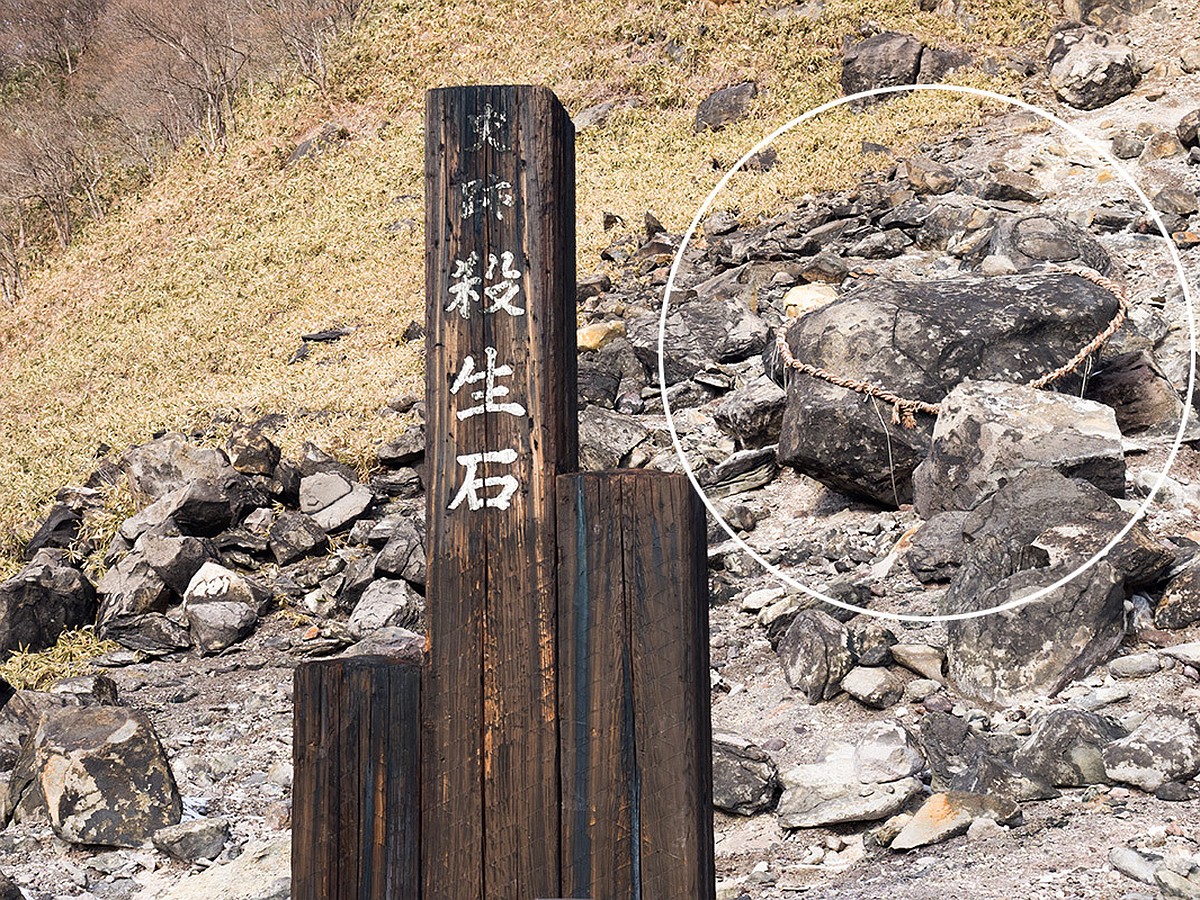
left=659, top=83, right=1198, bottom=624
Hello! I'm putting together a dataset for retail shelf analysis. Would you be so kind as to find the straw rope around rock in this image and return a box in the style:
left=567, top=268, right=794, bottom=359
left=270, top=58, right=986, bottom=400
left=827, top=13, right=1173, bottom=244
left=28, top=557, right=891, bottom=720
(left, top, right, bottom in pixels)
left=773, top=266, right=1130, bottom=429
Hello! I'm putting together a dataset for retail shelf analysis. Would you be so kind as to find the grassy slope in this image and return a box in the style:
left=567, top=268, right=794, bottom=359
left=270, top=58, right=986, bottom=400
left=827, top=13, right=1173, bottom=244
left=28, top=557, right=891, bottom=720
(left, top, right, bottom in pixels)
left=0, top=0, right=1049, bottom=570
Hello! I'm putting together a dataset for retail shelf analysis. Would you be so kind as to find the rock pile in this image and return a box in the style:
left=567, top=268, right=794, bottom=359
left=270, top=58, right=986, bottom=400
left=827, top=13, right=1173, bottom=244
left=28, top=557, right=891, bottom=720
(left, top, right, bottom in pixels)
left=3, top=4, right=1200, bottom=897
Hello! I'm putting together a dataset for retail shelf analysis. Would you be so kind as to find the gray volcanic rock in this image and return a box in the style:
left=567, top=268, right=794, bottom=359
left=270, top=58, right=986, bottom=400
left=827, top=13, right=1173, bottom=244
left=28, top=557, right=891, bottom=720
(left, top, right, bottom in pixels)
left=912, top=380, right=1125, bottom=518
left=778, top=742, right=921, bottom=829
left=776, top=610, right=853, bottom=703
left=182, top=562, right=268, bottom=654
left=34, top=705, right=181, bottom=847
left=21, top=503, right=81, bottom=560
left=226, top=424, right=280, bottom=477
left=1155, top=562, right=1200, bottom=630
left=1102, top=707, right=1200, bottom=791
left=153, top=817, right=230, bottom=861
left=348, top=579, right=422, bottom=638
left=853, top=722, right=924, bottom=784
left=268, top=511, right=327, bottom=566
left=97, top=553, right=171, bottom=629
left=122, top=434, right=230, bottom=499
left=841, top=666, right=903, bottom=709
left=943, top=560, right=1124, bottom=703
left=764, top=272, right=1121, bottom=505
left=1085, top=350, right=1184, bottom=435
left=375, top=516, right=426, bottom=587
left=0, top=552, right=97, bottom=656
left=940, top=473, right=1131, bottom=705
left=957, top=468, right=1170, bottom=587
left=377, top=425, right=425, bottom=468
left=695, top=81, right=757, bottom=132
left=905, top=511, right=969, bottom=583
left=1014, top=709, right=1126, bottom=787
left=579, top=405, right=649, bottom=470
left=712, top=733, right=781, bottom=816
left=1179, top=108, right=1200, bottom=148
left=138, top=535, right=211, bottom=595
left=986, top=213, right=1110, bottom=274
left=712, top=375, right=788, bottom=449
left=1048, top=26, right=1139, bottom=110
left=841, top=32, right=924, bottom=96
left=628, top=281, right=769, bottom=386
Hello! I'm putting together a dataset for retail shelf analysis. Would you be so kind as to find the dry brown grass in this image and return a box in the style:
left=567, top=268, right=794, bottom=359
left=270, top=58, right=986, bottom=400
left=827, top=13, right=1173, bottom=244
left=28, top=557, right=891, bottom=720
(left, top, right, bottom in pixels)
left=0, top=627, right=121, bottom=690
left=0, top=0, right=1050, bottom=568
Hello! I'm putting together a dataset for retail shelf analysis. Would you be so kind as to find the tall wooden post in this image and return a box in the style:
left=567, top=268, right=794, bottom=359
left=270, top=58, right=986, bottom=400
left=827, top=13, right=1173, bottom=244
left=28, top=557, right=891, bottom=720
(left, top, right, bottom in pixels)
left=423, top=85, right=577, bottom=900
left=557, top=471, right=716, bottom=900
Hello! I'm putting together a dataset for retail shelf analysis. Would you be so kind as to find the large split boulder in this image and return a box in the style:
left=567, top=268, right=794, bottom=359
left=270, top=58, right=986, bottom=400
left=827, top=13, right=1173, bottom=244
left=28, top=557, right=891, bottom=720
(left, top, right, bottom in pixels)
left=912, top=380, right=1125, bottom=517
left=0, top=551, right=97, bottom=657
left=765, top=272, right=1122, bottom=505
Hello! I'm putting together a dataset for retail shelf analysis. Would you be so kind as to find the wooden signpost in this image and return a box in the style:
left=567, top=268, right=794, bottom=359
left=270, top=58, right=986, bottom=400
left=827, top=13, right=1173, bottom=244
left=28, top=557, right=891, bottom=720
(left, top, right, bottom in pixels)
left=293, top=83, right=715, bottom=900
left=423, top=84, right=576, bottom=900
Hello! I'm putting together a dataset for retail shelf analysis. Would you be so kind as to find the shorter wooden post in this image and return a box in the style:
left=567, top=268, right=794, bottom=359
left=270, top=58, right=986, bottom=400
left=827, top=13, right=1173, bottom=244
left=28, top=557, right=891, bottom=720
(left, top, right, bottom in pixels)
left=292, top=656, right=421, bottom=900
left=557, top=470, right=715, bottom=900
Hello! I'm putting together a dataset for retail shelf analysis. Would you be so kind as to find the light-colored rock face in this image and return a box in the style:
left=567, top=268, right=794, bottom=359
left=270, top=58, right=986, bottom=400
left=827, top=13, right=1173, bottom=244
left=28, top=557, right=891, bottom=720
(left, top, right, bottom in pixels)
left=182, top=562, right=265, bottom=654
left=347, top=578, right=422, bottom=639
left=133, top=838, right=290, bottom=900
left=841, top=666, right=903, bottom=709
left=913, top=379, right=1125, bottom=518
left=853, top=722, right=925, bottom=783
left=777, top=741, right=922, bottom=829
left=35, top=705, right=181, bottom=848
left=889, top=791, right=1021, bottom=851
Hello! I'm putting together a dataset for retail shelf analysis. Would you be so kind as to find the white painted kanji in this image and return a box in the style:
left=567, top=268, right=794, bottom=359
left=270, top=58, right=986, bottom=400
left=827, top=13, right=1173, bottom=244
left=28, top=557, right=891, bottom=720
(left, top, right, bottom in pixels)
left=448, top=448, right=520, bottom=511
left=446, top=251, right=481, bottom=319
left=467, top=102, right=510, bottom=153
left=450, top=346, right=527, bottom=421
left=483, top=251, right=524, bottom=315
left=444, top=251, right=523, bottom=319
left=460, top=175, right=514, bottom=221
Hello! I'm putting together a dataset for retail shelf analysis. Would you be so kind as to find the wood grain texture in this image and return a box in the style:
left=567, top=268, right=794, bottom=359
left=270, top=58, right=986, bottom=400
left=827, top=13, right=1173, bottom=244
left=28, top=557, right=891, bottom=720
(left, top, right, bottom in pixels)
left=423, top=84, right=576, bottom=900
left=292, top=656, right=421, bottom=900
left=557, top=471, right=715, bottom=900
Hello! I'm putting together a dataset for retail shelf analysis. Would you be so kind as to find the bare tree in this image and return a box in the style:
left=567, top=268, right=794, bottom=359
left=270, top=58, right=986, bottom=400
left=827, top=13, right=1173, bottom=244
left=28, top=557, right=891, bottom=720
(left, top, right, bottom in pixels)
left=0, top=0, right=107, bottom=76
left=0, top=193, right=29, bottom=307
left=250, top=0, right=365, bottom=93
left=122, top=0, right=252, bottom=151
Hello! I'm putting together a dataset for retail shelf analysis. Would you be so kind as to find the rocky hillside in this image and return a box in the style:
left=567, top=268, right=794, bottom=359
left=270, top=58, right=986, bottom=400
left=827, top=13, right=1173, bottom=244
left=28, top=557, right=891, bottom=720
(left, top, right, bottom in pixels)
left=0, top=0, right=1048, bottom=570
left=5, top=0, right=1200, bottom=899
